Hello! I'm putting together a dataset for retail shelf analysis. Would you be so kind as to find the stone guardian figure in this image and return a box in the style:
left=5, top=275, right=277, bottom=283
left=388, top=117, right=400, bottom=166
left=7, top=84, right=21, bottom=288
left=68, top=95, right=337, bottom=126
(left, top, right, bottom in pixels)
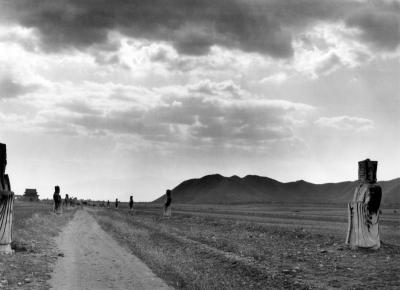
left=163, top=189, right=172, bottom=217
left=0, top=143, right=14, bottom=254
left=346, top=159, right=382, bottom=249
left=53, top=186, right=62, bottom=214
left=129, top=196, right=134, bottom=213
left=65, top=194, right=69, bottom=208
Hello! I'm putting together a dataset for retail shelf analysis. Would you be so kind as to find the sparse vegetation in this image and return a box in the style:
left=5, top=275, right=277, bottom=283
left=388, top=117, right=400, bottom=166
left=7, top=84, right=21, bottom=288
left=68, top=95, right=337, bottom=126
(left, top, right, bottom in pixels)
left=92, top=203, right=400, bottom=289
left=0, top=201, right=76, bottom=289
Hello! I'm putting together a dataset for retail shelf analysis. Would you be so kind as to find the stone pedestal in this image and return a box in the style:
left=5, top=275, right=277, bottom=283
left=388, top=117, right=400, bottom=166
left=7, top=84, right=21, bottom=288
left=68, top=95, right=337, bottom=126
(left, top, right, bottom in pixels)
left=346, top=159, right=382, bottom=249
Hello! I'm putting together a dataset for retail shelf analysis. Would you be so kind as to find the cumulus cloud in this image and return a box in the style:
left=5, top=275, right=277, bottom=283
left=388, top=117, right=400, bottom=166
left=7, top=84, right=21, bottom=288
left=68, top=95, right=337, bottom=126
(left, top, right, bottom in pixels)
left=315, top=116, right=374, bottom=131
left=35, top=81, right=313, bottom=149
left=1, top=0, right=398, bottom=58
left=0, top=75, right=39, bottom=99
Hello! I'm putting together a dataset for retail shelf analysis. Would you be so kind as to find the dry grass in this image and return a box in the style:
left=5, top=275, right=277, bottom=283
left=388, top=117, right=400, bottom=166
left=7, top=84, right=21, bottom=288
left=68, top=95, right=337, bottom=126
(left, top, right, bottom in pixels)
left=92, top=204, right=400, bottom=289
left=0, top=201, right=77, bottom=289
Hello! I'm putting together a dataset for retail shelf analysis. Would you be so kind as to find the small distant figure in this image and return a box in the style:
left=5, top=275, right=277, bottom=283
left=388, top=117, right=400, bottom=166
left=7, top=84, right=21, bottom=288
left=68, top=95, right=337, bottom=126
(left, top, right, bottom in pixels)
left=115, top=198, right=119, bottom=209
left=53, top=186, right=62, bottom=214
left=129, top=196, right=134, bottom=212
left=107, top=200, right=110, bottom=208
left=163, top=189, right=172, bottom=217
left=65, top=194, right=69, bottom=208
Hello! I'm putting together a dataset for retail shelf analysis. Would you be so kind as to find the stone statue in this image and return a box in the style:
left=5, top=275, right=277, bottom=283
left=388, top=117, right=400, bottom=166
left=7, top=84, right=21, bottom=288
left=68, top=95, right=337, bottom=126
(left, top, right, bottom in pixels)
left=65, top=194, right=69, bottom=208
left=129, top=196, right=134, bottom=212
left=0, top=143, right=14, bottom=254
left=163, top=189, right=172, bottom=217
left=53, top=186, right=62, bottom=214
left=346, top=159, right=382, bottom=249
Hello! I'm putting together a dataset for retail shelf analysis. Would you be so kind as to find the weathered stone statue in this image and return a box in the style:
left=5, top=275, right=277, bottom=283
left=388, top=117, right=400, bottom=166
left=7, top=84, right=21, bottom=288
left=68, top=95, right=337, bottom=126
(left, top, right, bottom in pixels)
left=163, top=189, right=172, bottom=217
left=65, top=194, right=69, bottom=208
left=53, top=186, right=62, bottom=214
left=0, top=143, right=14, bottom=254
left=129, top=196, right=134, bottom=212
left=346, top=159, right=382, bottom=249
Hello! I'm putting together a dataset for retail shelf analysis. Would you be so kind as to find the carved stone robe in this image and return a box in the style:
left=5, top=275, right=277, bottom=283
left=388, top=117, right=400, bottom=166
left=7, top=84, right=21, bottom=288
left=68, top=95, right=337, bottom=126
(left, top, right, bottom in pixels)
left=0, top=174, right=14, bottom=254
left=346, top=182, right=381, bottom=249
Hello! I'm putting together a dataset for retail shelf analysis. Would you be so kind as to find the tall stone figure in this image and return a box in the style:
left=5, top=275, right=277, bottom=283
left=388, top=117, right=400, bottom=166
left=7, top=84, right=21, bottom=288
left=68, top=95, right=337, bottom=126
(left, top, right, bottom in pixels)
left=346, top=159, right=382, bottom=249
left=65, top=194, right=69, bottom=208
left=163, top=189, right=172, bottom=217
left=0, top=143, right=14, bottom=254
left=53, top=186, right=62, bottom=214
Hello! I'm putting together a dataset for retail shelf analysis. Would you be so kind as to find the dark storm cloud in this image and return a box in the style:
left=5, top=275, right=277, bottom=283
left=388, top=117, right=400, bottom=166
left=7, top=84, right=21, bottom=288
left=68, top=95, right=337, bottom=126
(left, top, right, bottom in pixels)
left=0, top=75, right=39, bottom=99
left=3, top=0, right=398, bottom=57
left=346, top=8, right=400, bottom=51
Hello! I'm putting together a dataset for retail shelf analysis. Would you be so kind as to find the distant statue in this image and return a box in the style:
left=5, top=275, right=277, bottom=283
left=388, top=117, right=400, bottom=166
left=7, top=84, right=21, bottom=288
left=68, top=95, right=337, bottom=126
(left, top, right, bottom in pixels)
left=0, top=143, right=14, bottom=254
left=115, top=198, right=119, bottom=209
left=65, top=194, right=69, bottom=208
left=129, top=196, right=134, bottom=212
left=346, top=159, right=382, bottom=249
left=163, top=189, right=172, bottom=217
left=53, top=186, right=62, bottom=214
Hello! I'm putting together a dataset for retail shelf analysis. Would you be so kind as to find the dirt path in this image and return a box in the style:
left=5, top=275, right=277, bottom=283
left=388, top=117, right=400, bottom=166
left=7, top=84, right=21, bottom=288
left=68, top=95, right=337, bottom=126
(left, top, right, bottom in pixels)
left=48, top=209, right=172, bottom=290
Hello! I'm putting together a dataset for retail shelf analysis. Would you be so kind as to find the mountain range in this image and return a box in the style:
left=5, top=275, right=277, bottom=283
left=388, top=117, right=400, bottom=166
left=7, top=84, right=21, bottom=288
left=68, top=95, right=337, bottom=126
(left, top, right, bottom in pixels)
left=153, top=174, right=400, bottom=204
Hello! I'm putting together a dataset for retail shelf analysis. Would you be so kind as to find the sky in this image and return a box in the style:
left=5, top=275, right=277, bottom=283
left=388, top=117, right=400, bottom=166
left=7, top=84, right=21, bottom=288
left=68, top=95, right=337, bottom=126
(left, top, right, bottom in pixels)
left=0, top=0, right=399, bottom=201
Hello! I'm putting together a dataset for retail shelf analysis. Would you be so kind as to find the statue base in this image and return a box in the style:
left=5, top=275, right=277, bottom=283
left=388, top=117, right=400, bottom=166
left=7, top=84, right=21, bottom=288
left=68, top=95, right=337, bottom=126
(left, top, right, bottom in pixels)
left=0, top=244, right=13, bottom=255
left=163, top=206, right=171, bottom=217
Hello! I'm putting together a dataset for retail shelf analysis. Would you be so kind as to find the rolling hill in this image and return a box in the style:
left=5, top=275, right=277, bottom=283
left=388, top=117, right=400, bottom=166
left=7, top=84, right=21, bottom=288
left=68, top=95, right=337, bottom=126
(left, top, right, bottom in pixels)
left=153, top=174, right=400, bottom=204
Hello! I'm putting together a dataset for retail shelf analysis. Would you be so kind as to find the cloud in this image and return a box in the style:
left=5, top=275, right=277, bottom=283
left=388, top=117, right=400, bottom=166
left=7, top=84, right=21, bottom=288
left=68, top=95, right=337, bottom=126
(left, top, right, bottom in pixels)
left=314, top=53, right=342, bottom=76
left=346, top=8, right=400, bottom=51
left=260, top=72, right=288, bottom=84
left=3, top=0, right=397, bottom=59
left=59, top=100, right=103, bottom=116
left=36, top=81, right=313, bottom=149
left=0, top=75, right=39, bottom=99
left=315, top=116, right=374, bottom=131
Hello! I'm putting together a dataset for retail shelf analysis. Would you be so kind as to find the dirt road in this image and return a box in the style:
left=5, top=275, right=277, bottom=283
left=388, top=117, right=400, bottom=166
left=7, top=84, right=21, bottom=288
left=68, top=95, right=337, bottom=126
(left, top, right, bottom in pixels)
left=49, top=209, right=172, bottom=290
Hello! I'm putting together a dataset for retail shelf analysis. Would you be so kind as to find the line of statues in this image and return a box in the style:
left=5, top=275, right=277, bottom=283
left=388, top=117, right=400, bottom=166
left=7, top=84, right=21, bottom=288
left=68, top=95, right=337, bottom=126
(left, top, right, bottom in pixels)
left=0, top=140, right=385, bottom=255
left=108, top=191, right=172, bottom=218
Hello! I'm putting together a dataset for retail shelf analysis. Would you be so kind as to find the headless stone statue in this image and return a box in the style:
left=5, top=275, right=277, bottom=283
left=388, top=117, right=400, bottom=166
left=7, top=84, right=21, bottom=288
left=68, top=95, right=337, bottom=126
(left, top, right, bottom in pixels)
left=0, top=143, right=14, bottom=254
left=346, top=159, right=382, bottom=249
left=53, top=186, right=62, bottom=214
left=163, top=189, right=172, bottom=217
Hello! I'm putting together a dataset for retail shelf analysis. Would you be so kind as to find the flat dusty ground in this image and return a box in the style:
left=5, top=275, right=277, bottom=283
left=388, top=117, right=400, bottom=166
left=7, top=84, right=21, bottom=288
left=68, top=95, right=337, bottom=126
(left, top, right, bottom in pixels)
left=49, top=209, right=171, bottom=290
left=90, top=203, right=400, bottom=289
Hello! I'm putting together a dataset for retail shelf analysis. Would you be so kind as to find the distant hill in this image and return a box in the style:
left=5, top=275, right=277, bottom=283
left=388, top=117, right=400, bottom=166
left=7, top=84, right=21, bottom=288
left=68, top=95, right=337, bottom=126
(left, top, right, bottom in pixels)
left=153, top=174, right=400, bottom=205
